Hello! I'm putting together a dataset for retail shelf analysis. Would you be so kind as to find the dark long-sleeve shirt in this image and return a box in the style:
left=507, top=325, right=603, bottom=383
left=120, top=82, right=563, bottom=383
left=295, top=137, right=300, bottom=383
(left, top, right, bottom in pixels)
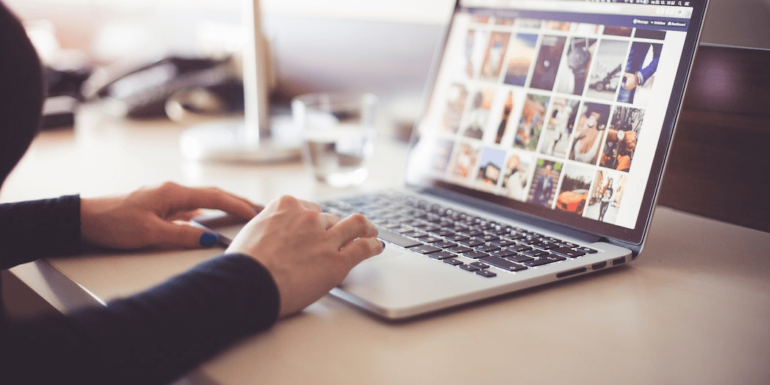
left=0, top=196, right=280, bottom=385
left=0, top=196, right=279, bottom=384
left=0, top=3, right=281, bottom=384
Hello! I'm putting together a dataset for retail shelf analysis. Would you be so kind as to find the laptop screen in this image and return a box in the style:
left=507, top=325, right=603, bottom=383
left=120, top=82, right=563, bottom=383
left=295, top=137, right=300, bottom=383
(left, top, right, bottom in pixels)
left=406, top=0, right=708, bottom=245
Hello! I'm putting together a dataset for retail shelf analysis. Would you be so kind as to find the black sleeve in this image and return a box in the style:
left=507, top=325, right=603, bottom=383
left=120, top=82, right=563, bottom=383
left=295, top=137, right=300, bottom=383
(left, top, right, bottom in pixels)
left=1, top=253, right=280, bottom=385
left=0, top=195, right=82, bottom=270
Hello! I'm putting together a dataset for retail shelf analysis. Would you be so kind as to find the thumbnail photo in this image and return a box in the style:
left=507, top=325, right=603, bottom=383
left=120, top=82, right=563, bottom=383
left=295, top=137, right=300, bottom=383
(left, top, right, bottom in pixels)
left=503, top=33, right=538, bottom=87
left=514, top=94, right=550, bottom=151
left=617, top=42, right=662, bottom=106
left=603, top=26, right=633, bottom=37
left=449, top=141, right=480, bottom=179
left=571, top=23, right=602, bottom=35
left=634, top=29, right=666, bottom=40
left=493, top=91, right=515, bottom=144
left=472, top=14, right=491, bottom=24
left=527, top=159, right=563, bottom=208
left=545, top=21, right=571, bottom=32
left=585, top=170, right=628, bottom=224
left=555, top=37, right=598, bottom=96
left=461, top=87, right=496, bottom=140
left=555, top=163, right=594, bottom=216
left=440, top=83, right=468, bottom=134
left=530, top=35, right=567, bottom=91
left=476, top=147, right=508, bottom=189
left=600, top=106, right=644, bottom=172
left=461, top=29, right=489, bottom=79
left=586, top=40, right=630, bottom=101
left=480, top=32, right=512, bottom=82
left=429, top=139, right=456, bottom=174
left=569, top=102, right=611, bottom=165
left=537, top=97, right=579, bottom=158
left=516, top=19, right=542, bottom=29
left=495, top=16, right=515, bottom=26
left=501, top=151, right=533, bottom=202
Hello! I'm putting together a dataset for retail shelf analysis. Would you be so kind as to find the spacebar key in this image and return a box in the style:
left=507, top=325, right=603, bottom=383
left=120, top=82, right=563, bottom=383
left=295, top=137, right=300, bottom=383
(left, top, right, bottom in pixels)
left=377, top=227, right=422, bottom=248
left=479, top=256, right=528, bottom=272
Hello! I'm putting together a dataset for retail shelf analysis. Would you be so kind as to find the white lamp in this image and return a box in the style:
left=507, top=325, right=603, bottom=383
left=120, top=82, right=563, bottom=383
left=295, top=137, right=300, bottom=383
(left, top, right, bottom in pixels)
left=179, top=0, right=302, bottom=162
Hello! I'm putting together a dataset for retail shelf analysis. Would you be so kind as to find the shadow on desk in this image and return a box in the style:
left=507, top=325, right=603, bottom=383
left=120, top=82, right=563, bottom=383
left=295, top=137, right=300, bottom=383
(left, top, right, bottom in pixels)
left=660, top=44, right=770, bottom=233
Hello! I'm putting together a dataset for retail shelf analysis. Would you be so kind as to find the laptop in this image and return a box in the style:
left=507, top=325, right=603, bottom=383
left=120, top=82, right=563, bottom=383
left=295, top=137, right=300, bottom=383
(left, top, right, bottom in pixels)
left=322, top=0, right=709, bottom=319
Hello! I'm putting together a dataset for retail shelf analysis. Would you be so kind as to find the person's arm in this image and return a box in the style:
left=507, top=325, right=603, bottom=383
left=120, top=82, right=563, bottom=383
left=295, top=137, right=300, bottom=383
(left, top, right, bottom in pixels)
left=1, top=253, right=278, bottom=385
left=1, top=193, right=381, bottom=384
left=637, top=44, right=662, bottom=86
left=0, top=195, right=82, bottom=270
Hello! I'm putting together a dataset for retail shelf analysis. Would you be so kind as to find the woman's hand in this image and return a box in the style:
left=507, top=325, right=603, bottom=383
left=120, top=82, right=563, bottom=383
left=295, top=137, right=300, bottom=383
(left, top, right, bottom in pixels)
left=226, top=195, right=384, bottom=318
left=81, top=182, right=259, bottom=249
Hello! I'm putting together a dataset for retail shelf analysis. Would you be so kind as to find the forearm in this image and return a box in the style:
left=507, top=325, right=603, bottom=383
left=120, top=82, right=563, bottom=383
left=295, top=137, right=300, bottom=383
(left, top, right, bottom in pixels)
left=1, top=253, right=279, bottom=385
left=0, top=195, right=82, bottom=269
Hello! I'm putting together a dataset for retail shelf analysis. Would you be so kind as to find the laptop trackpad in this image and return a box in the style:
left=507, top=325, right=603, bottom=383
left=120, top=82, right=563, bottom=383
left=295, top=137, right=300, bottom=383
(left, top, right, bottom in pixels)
left=336, top=247, right=495, bottom=314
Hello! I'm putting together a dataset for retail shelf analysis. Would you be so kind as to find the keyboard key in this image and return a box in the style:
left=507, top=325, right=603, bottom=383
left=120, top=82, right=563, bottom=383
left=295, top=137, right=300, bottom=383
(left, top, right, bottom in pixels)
left=479, top=256, right=528, bottom=272
left=401, top=231, right=424, bottom=239
left=395, top=227, right=415, bottom=234
left=506, top=254, right=534, bottom=263
left=443, top=258, right=463, bottom=266
left=459, top=264, right=480, bottom=272
left=428, top=251, right=456, bottom=260
left=448, top=245, right=473, bottom=254
left=377, top=228, right=422, bottom=248
left=577, top=247, right=599, bottom=254
left=492, top=248, right=517, bottom=258
left=480, top=234, right=500, bottom=242
left=459, top=238, right=485, bottom=247
left=533, top=241, right=558, bottom=250
left=521, top=249, right=549, bottom=258
left=466, top=229, right=485, bottom=237
left=551, top=247, right=586, bottom=258
left=470, top=262, right=490, bottom=269
left=494, top=239, right=517, bottom=247
left=523, top=255, right=565, bottom=267
left=421, top=236, right=442, bottom=244
left=432, top=241, right=457, bottom=249
left=431, top=229, right=455, bottom=237
left=448, top=234, right=470, bottom=242
left=463, top=251, right=490, bottom=259
left=477, top=244, right=501, bottom=253
left=476, top=269, right=497, bottom=278
left=510, top=244, right=532, bottom=252
left=412, top=244, right=442, bottom=254
left=491, top=227, right=510, bottom=235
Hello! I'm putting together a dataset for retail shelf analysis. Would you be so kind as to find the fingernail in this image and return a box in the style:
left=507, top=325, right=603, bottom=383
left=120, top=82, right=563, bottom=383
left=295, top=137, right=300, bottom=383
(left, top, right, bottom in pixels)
left=380, top=240, right=386, bottom=250
left=200, top=232, right=219, bottom=247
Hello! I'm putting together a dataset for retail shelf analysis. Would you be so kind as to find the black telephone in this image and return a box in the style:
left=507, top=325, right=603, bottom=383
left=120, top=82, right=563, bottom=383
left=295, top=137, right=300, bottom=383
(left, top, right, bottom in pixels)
left=82, top=56, right=243, bottom=119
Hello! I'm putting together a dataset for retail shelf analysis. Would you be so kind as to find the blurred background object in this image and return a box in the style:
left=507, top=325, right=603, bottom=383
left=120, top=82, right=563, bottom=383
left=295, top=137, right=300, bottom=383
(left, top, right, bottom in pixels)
left=8, top=0, right=770, bottom=135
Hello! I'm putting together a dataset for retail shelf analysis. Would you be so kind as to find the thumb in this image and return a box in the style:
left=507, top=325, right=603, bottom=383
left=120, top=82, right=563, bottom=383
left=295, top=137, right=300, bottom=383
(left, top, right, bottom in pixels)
left=155, top=219, right=221, bottom=248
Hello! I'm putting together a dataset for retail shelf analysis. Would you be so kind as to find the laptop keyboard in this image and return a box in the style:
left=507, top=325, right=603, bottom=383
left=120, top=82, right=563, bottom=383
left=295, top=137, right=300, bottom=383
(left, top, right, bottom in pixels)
left=319, top=192, right=597, bottom=279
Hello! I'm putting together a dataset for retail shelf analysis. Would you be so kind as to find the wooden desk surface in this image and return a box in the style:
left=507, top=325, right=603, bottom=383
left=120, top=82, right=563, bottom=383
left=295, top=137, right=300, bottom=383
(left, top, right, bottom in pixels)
left=3, top=108, right=770, bottom=384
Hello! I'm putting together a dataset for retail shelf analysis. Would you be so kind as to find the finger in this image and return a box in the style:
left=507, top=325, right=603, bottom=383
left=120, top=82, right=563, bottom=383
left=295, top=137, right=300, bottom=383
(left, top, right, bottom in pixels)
left=318, top=212, right=341, bottom=230
left=328, top=214, right=377, bottom=246
left=167, top=209, right=203, bottom=222
left=166, top=185, right=258, bottom=220
left=296, top=199, right=322, bottom=212
left=150, top=218, right=222, bottom=249
left=339, top=237, right=384, bottom=266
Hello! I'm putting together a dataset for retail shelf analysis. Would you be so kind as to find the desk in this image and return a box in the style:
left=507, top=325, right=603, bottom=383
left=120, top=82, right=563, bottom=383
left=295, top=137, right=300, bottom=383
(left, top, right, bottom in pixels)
left=3, top=107, right=770, bottom=384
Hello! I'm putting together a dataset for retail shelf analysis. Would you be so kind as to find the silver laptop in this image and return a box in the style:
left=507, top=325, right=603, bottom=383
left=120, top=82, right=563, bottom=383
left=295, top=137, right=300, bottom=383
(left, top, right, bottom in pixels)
left=323, top=0, right=709, bottom=319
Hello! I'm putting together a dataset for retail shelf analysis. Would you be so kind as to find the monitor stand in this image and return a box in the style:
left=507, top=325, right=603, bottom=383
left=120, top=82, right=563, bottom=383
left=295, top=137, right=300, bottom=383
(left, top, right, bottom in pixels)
left=179, top=0, right=300, bottom=163
left=179, top=116, right=301, bottom=163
